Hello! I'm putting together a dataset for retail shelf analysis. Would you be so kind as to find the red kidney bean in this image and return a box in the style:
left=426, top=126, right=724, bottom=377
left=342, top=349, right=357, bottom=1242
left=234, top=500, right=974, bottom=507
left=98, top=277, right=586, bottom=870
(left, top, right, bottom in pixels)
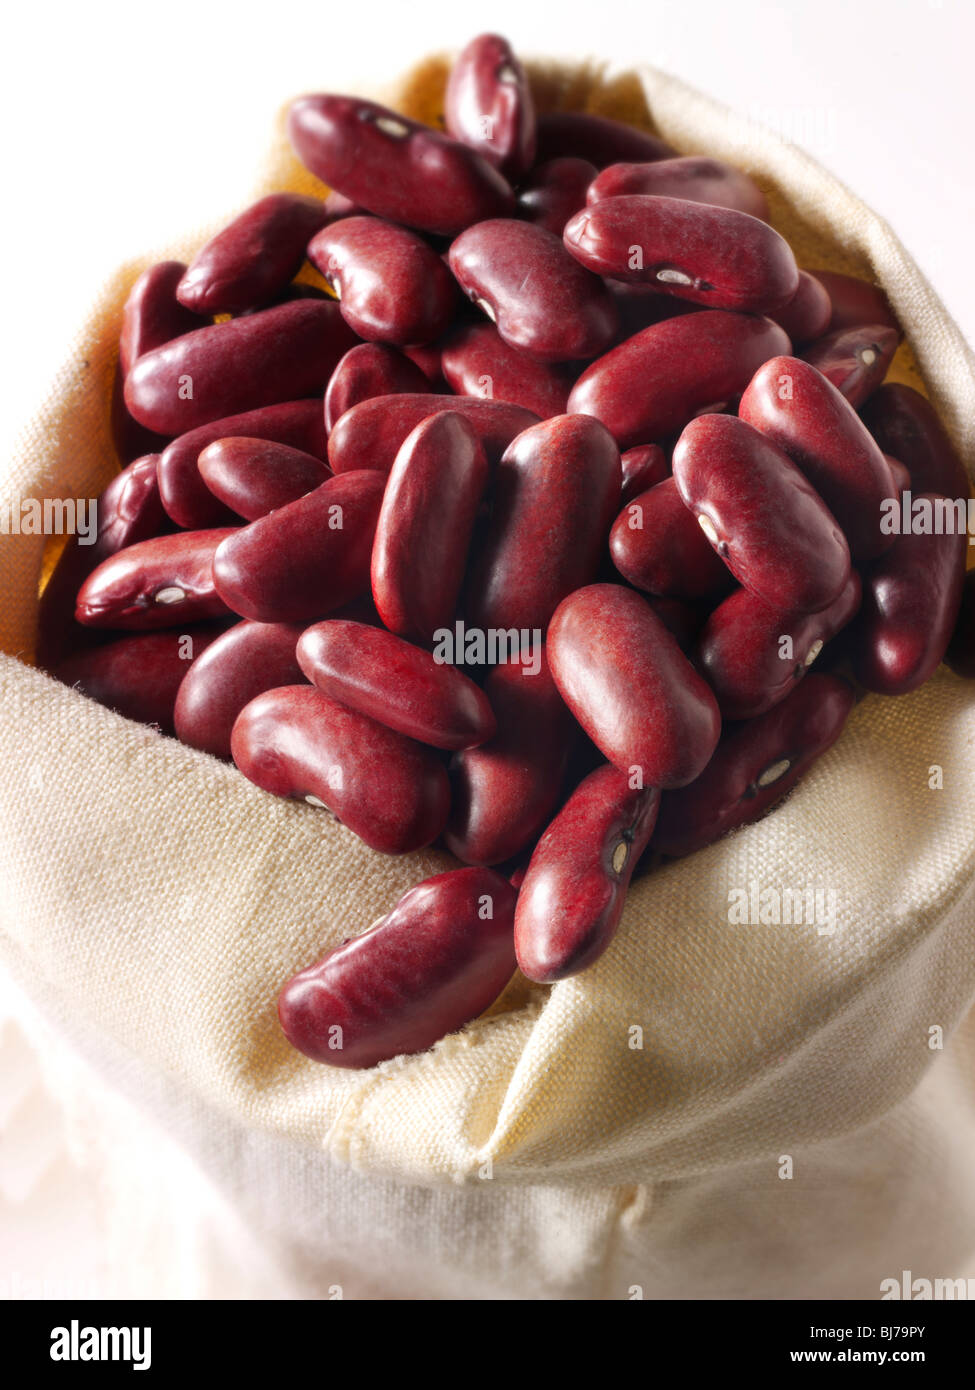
left=548, top=584, right=721, bottom=788
left=587, top=156, right=769, bottom=221
left=307, top=217, right=457, bottom=346
left=278, top=867, right=517, bottom=1067
left=440, top=321, right=571, bottom=419
left=327, top=393, right=539, bottom=474
left=158, top=399, right=328, bottom=529
left=884, top=452, right=911, bottom=494
left=176, top=195, right=328, bottom=315
left=696, top=573, right=861, bottom=719
left=739, top=355, right=898, bottom=560
left=371, top=412, right=487, bottom=642
left=563, top=196, right=798, bottom=315
left=946, top=570, right=975, bottom=679
left=231, top=684, right=449, bottom=854
left=76, top=528, right=235, bottom=630
left=514, top=764, right=660, bottom=982
left=534, top=111, right=674, bottom=167
left=324, top=344, right=431, bottom=433
left=861, top=383, right=970, bottom=499
left=197, top=437, right=330, bottom=520
left=445, top=33, right=536, bottom=180
left=54, top=625, right=225, bottom=734
left=620, top=443, right=669, bottom=503
left=517, top=157, right=598, bottom=235
left=610, top=476, right=733, bottom=601
left=467, top=414, right=621, bottom=631
left=810, top=269, right=900, bottom=336
left=297, top=619, right=495, bottom=749
left=769, top=270, right=832, bottom=346
left=287, top=94, right=514, bottom=236
left=448, top=219, right=618, bottom=361
left=120, top=262, right=204, bottom=377
left=124, top=300, right=358, bottom=436
left=651, top=674, right=855, bottom=856
left=569, top=310, right=790, bottom=449
left=673, top=414, right=852, bottom=613
left=445, top=648, right=573, bottom=865
left=853, top=498, right=966, bottom=695
left=800, top=323, right=899, bottom=408
left=173, top=620, right=306, bottom=758
left=213, top=470, right=384, bottom=623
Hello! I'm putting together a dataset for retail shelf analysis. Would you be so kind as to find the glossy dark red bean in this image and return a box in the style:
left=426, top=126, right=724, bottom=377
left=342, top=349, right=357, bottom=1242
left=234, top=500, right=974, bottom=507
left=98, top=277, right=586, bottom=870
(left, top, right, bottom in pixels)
left=327, top=393, right=539, bottom=475
left=946, top=570, right=975, bottom=679
left=548, top=584, right=721, bottom=788
left=445, top=33, right=536, bottom=179
left=76, top=528, right=235, bottom=631
left=197, top=437, right=330, bottom=520
left=651, top=674, right=855, bottom=856
left=534, top=111, right=674, bottom=167
left=120, top=262, right=204, bottom=376
left=124, top=300, right=358, bottom=436
left=673, top=414, right=851, bottom=613
left=853, top=498, right=966, bottom=695
left=620, top=443, right=669, bottom=503
left=517, top=157, right=598, bottom=235
left=800, top=323, right=899, bottom=408
left=467, top=414, right=621, bottom=631
left=444, top=649, right=573, bottom=866
left=861, top=383, right=971, bottom=499
left=587, top=156, right=769, bottom=220
left=231, top=684, right=449, bottom=854
left=568, top=310, right=790, bottom=449
left=440, top=322, right=571, bottom=419
left=696, top=573, right=861, bottom=719
left=563, top=196, right=798, bottom=315
left=173, top=620, right=306, bottom=758
left=769, top=270, right=832, bottom=346
left=371, top=412, right=487, bottom=642
left=287, top=94, right=514, bottom=236
left=448, top=219, right=618, bottom=361
left=514, top=764, right=660, bottom=982
left=610, top=476, right=732, bottom=600
left=176, top=195, right=328, bottom=315
left=158, top=399, right=328, bottom=529
left=278, top=867, right=517, bottom=1068
left=810, top=270, right=900, bottom=336
left=739, top=355, right=898, bottom=561
left=324, top=344, right=431, bottom=433
left=213, top=470, right=384, bottom=623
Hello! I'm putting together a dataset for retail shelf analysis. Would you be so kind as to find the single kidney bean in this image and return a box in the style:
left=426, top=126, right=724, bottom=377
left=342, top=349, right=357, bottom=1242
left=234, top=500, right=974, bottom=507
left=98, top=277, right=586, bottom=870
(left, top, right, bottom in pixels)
left=297, top=619, right=495, bottom=749
left=173, top=620, right=306, bottom=758
left=861, top=383, right=970, bottom=499
left=800, top=323, right=899, bottom=408
left=440, top=322, right=572, bottom=419
left=124, top=300, right=358, bottom=436
left=448, top=219, right=618, bottom=361
left=120, top=262, right=204, bottom=377
left=307, top=217, right=457, bottom=346
left=568, top=310, right=790, bottom=449
left=213, top=470, right=384, bottom=623
left=278, top=867, right=517, bottom=1068
left=946, top=570, right=975, bottom=679
left=371, top=412, right=487, bottom=642
left=810, top=269, right=900, bottom=336
left=517, top=157, right=598, bottom=235
left=673, top=414, right=852, bottom=613
left=324, top=344, right=430, bottom=433
left=158, top=398, right=328, bottom=529
left=231, top=684, right=449, bottom=854
left=884, top=452, right=911, bottom=495
left=696, top=573, right=861, bottom=719
left=651, top=674, right=855, bottom=856
left=444, top=648, right=574, bottom=865
left=587, top=156, right=769, bottom=221
left=76, top=528, right=235, bottom=630
left=327, top=393, right=539, bottom=474
left=467, top=414, right=622, bottom=631
left=610, top=476, right=733, bottom=600
left=620, top=443, right=669, bottom=503
left=534, top=111, right=674, bottom=167
left=548, top=584, right=721, bottom=788
left=287, top=94, right=514, bottom=236
left=445, top=32, right=536, bottom=180
left=197, top=437, right=330, bottom=520
left=769, top=270, right=832, bottom=346
left=853, top=499, right=966, bottom=695
left=563, top=196, right=799, bottom=315
left=739, top=355, right=898, bottom=561
left=514, top=764, right=660, bottom=982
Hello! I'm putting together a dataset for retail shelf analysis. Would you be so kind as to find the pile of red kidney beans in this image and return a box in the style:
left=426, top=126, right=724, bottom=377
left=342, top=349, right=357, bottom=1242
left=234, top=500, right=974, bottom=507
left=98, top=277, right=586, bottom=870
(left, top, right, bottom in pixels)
left=38, top=34, right=975, bottom=1068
